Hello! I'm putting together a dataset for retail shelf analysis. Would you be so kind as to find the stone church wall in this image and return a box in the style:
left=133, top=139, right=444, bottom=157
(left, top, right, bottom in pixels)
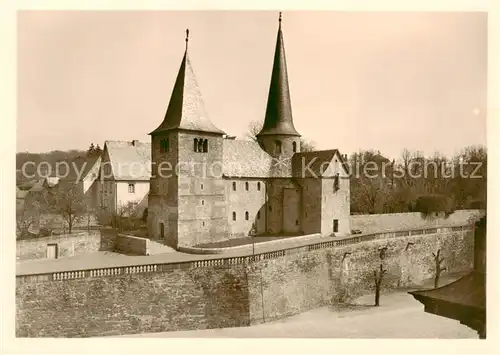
left=226, top=179, right=267, bottom=238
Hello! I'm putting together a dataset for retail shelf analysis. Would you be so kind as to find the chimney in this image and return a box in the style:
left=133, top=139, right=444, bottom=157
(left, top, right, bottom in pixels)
left=132, top=140, right=139, bottom=146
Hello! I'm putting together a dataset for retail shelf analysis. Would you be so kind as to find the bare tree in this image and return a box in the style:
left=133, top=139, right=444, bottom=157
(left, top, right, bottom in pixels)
left=47, top=184, right=87, bottom=234
left=111, top=202, right=141, bottom=232
left=432, top=249, right=446, bottom=288
left=16, top=203, right=36, bottom=239
left=373, top=263, right=387, bottom=306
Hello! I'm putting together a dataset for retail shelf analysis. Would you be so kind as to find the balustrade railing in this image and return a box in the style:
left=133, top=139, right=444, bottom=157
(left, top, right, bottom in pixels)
left=16, top=224, right=472, bottom=285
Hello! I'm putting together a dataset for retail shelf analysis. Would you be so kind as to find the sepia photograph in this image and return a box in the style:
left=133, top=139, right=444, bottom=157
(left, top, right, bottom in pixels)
left=8, top=6, right=494, bottom=350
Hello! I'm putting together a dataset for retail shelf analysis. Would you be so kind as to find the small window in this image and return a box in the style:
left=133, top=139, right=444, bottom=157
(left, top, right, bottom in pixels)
left=334, top=173, right=339, bottom=192
left=201, top=200, right=204, bottom=205
left=203, top=139, right=208, bottom=153
left=245, top=211, right=249, bottom=220
left=257, top=211, right=260, bottom=220
left=334, top=219, right=339, bottom=233
left=269, top=206, right=272, bottom=212
left=232, top=182, right=236, bottom=191
left=257, top=182, right=261, bottom=191
left=292, top=141, right=297, bottom=153
left=160, top=138, right=169, bottom=153
left=202, top=221, right=205, bottom=227
left=232, top=212, right=236, bottom=221
left=245, top=182, right=249, bottom=191
left=275, top=140, right=282, bottom=154
left=201, top=184, right=204, bottom=190
left=197, top=139, right=204, bottom=153
left=194, top=138, right=198, bottom=152
left=295, top=219, right=299, bottom=226
left=128, top=183, right=135, bottom=193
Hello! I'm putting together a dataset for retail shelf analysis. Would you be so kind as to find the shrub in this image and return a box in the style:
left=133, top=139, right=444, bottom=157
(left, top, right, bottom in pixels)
left=465, top=199, right=486, bottom=210
left=414, top=194, right=455, bottom=218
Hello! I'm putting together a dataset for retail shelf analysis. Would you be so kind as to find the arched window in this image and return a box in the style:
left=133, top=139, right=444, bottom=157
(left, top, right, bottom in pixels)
left=193, top=138, right=198, bottom=152
left=232, top=182, right=236, bottom=191
left=257, top=211, right=260, bottom=219
left=292, top=141, right=297, bottom=153
left=232, top=212, right=236, bottom=221
left=275, top=140, right=282, bottom=154
left=245, top=182, right=249, bottom=191
left=160, top=138, right=169, bottom=153
left=334, top=173, right=340, bottom=192
left=197, top=139, right=203, bottom=153
left=257, top=182, right=261, bottom=191
left=202, top=139, right=208, bottom=153
left=245, top=211, right=249, bottom=221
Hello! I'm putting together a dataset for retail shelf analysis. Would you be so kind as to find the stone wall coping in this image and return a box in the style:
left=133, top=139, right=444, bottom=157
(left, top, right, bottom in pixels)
left=15, top=223, right=473, bottom=283
left=177, top=233, right=322, bottom=255
left=350, top=209, right=481, bottom=219
left=16, top=231, right=100, bottom=244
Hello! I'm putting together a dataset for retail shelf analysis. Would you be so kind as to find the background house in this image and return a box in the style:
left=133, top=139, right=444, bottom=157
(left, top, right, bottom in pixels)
left=97, top=140, right=151, bottom=218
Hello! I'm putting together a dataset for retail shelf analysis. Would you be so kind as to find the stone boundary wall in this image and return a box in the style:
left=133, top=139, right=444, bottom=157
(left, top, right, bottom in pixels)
left=351, top=209, right=481, bottom=234
left=16, top=232, right=101, bottom=261
left=16, top=224, right=474, bottom=337
left=115, top=234, right=148, bottom=255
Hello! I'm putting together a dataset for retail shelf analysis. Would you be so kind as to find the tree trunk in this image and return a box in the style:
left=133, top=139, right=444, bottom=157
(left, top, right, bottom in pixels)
left=374, top=284, right=380, bottom=306
left=434, top=273, right=440, bottom=289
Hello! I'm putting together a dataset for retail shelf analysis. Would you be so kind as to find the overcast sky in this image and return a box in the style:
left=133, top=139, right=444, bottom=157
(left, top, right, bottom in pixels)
left=17, top=11, right=487, bottom=159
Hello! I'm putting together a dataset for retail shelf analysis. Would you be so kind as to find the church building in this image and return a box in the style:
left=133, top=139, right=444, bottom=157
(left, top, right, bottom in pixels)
left=147, top=14, right=351, bottom=248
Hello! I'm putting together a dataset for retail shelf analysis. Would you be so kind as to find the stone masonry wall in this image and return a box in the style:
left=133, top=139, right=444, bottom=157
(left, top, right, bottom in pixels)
left=16, top=228, right=473, bottom=337
left=16, top=266, right=250, bottom=337
left=351, top=210, right=481, bottom=234
left=247, top=229, right=473, bottom=324
left=16, top=232, right=101, bottom=261
left=115, top=234, right=148, bottom=255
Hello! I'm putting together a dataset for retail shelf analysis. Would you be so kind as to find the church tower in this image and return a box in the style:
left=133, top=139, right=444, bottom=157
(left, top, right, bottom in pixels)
left=257, top=13, right=301, bottom=159
left=148, top=30, right=228, bottom=248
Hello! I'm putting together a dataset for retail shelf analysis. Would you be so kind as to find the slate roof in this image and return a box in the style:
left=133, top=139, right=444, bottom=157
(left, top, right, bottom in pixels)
left=150, top=49, right=225, bottom=136
left=257, top=15, right=300, bottom=137
left=222, top=140, right=275, bottom=178
left=104, top=141, right=151, bottom=181
left=292, top=149, right=350, bottom=177
left=222, top=140, right=349, bottom=179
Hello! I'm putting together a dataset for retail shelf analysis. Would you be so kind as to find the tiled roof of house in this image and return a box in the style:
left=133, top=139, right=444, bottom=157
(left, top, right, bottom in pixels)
left=104, top=140, right=151, bottom=181
left=27, top=179, right=45, bottom=192
left=16, top=189, right=28, bottom=199
left=58, top=155, right=101, bottom=182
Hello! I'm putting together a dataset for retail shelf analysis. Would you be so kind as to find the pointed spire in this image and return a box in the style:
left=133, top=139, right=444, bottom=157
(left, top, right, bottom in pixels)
left=257, top=12, right=300, bottom=137
left=150, top=30, right=225, bottom=136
